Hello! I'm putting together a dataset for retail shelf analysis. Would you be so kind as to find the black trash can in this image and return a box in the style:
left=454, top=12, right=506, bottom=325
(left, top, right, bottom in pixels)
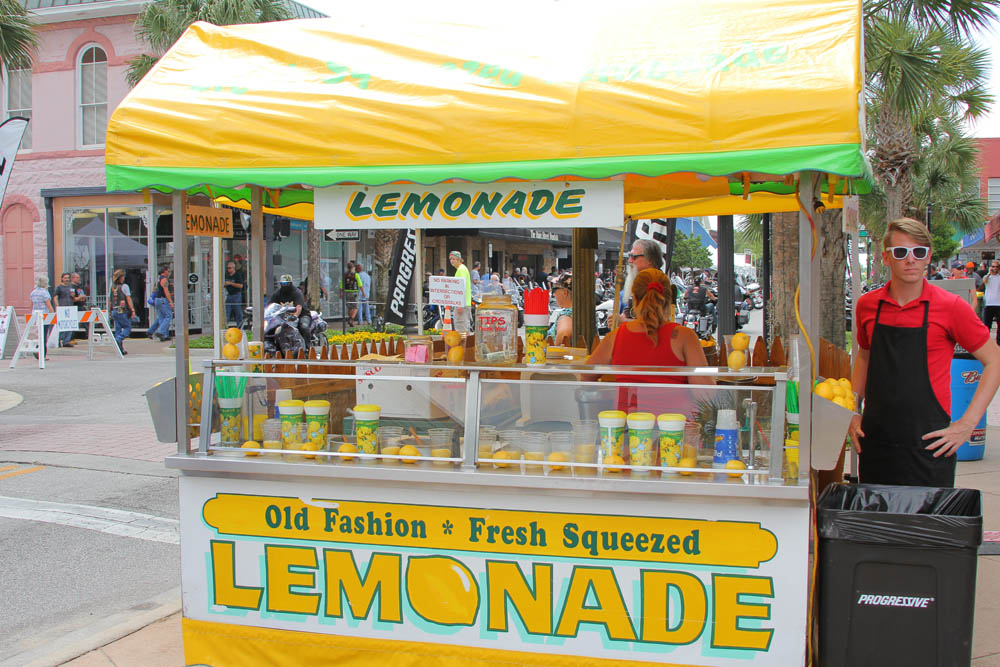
left=818, top=483, right=982, bottom=667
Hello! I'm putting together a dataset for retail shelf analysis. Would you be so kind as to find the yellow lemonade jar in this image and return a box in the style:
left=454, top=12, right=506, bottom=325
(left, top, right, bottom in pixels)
left=656, top=413, right=686, bottom=470
left=353, top=404, right=381, bottom=456
left=304, top=400, right=330, bottom=450
left=627, top=412, right=656, bottom=474
left=278, top=400, right=304, bottom=447
left=597, top=410, right=626, bottom=460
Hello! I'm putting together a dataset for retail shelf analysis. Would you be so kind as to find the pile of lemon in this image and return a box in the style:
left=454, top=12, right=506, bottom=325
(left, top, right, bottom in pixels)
left=814, top=377, right=855, bottom=411
left=222, top=327, right=242, bottom=360
left=444, top=330, right=465, bottom=363
left=727, top=332, right=750, bottom=370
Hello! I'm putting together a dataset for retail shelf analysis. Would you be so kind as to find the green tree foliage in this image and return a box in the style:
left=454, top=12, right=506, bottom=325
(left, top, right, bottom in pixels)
left=670, top=231, right=712, bottom=273
left=0, top=0, right=38, bottom=71
left=930, top=220, right=959, bottom=262
left=127, top=0, right=292, bottom=87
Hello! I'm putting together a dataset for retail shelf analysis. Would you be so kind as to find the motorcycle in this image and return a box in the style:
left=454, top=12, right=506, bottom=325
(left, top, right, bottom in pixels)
left=745, top=281, right=764, bottom=310
left=263, top=302, right=305, bottom=355
left=596, top=298, right=614, bottom=334
left=683, top=302, right=716, bottom=340
left=307, top=309, right=328, bottom=349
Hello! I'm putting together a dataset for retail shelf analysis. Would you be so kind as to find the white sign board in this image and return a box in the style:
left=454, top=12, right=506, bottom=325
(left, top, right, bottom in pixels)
left=315, top=180, right=624, bottom=229
left=179, top=475, right=809, bottom=666
left=0, top=307, right=9, bottom=336
left=56, top=306, right=79, bottom=331
left=428, top=275, right=466, bottom=307
left=326, top=229, right=361, bottom=241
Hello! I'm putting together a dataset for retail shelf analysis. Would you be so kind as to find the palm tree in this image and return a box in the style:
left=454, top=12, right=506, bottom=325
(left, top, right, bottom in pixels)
left=0, top=0, right=38, bottom=71
left=126, top=0, right=292, bottom=87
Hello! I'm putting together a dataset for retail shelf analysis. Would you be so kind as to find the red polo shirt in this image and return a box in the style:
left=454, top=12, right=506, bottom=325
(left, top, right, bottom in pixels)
left=856, top=280, right=989, bottom=415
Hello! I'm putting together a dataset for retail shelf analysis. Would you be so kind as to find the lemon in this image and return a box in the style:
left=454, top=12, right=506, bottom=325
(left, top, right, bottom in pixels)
left=241, top=441, right=260, bottom=456
left=546, top=451, right=569, bottom=471
left=727, top=349, right=746, bottom=371
left=831, top=384, right=846, bottom=399
left=603, top=454, right=625, bottom=472
left=406, top=556, right=479, bottom=626
left=493, top=449, right=516, bottom=468
left=678, top=456, right=697, bottom=476
left=814, top=382, right=834, bottom=400
left=832, top=396, right=850, bottom=410
left=444, top=330, right=463, bottom=348
left=222, top=343, right=240, bottom=360
left=725, top=458, right=747, bottom=478
left=302, top=440, right=320, bottom=459
left=399, top=444, right=421, bottom=463
left=837, top=378, right=852, bottom=391
left=338, top=442, right=359, bottom=461
left=447, top=345, right=466, bottom=364
left=731, top=332, right=750, bottom=351
left=225, top=327, right=243, bottom=345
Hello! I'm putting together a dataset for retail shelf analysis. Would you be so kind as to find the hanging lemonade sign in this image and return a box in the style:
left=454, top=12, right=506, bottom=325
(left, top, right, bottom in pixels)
left=314, top=180, right=624, bottom=229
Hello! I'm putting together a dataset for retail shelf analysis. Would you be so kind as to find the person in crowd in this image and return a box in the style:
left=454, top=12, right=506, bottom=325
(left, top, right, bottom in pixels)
left=109, top=269, right=135, bottom=355
left=356, top=261, right=372, bottom=324
left=621, top=239, right=665, bottom=317
left=224, top=261, right=244, bottom=328
left=54, top=273, right=75, bottom=347
left=983, top=260, right=1000, bottom=343
left=149, top=266, right=174, bottom=342
left=548, top=275, right=573, bottom=345
left=470, top=261, right=482, bottom=299
left=950, top=261, right=966, bottom=279
left=29, top=276, right=54, bottom=357
left=482, top=272, right=504, bottom=295
left=71, top=273, right=87, bottom=311
left=342, top=261, right=361, bottom=326
left=587, top=268, right=713, bottom=412
left=849, top=218, right=1000, bottom=487
left=502, top=271, right=514, bottom=293
left=536, top=265, right=548, bottom=290
left=449, top=250, right=472, bottom=332
left=269, top=274, right=311, bottom=343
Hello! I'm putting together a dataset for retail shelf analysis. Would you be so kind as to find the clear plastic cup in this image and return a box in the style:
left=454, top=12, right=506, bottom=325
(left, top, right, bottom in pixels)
left=378, top=426, right=404, bottom=465
left=477, top=431, right=498, bottom=468
left=283, top=423, right=307, bottom=462
left=429, top=428, right=456, bottom=466
left=495, top=429, right=523, bottom=470
left=261, top=418, right=282, bottom=459
left=547, top=431, right=572, bottom=473
left=523, top=432, right=548, bottom=472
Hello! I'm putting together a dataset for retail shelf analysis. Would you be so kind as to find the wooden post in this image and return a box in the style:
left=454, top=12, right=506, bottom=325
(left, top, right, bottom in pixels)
left=250, top=187, right=265, bottom=343
left=572, top=228, right=598, bottom=349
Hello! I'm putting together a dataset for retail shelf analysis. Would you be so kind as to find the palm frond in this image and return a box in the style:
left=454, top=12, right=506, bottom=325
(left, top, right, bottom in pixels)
left=0, top=0, right=38, bottom=71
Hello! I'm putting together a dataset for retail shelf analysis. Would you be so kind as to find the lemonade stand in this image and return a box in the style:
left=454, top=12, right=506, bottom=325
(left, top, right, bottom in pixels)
left=105, top=1, right=867, bottom=664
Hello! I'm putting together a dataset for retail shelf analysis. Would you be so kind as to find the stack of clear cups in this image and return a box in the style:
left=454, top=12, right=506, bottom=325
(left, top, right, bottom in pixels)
left=547, top=431, right=573, bottom=474
left=477, top=430, right=498, bottom=468
left=378, top=426, right=404, bottom=465
left=573, top=420, right=598, bottom=476
left=523, top=432, right=549, bottom=472
left=428, top=428, right=455, bottom=466
left=495, top=429, right=523, bottom=470
left=261, top=419, right=282, bottom=459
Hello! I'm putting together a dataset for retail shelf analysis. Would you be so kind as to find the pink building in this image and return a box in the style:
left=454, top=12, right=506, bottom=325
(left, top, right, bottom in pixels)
left=1, top=0, right=323, bottom=328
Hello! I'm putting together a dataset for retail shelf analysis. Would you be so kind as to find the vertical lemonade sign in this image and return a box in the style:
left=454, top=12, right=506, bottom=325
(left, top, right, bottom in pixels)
left=196, top=490, right=784, bottom=661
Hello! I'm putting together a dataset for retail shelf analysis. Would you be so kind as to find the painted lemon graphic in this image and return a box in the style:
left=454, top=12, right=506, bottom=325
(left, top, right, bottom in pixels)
left=338, top=442, right=358, bottom=461
left=241, top=441, right=259, bottom=456
left=407, top=556, right=479, bottom=626
left=725, top=458, right=747, bottom=478
left=546, top=450, right=569, bottom=471
left=225, top=327, right=243, bottom=345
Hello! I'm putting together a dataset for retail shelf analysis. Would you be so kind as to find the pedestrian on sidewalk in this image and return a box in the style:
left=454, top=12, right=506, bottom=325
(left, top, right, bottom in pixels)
left=110, top=269, right=135, bottom=355
left=224, top=261, right=244, bottom=328
left=29, top=276, right=54, bottom=359
left=983, top=260, right=1000, bottom=343
left=149, top=265, right=174, bottom=341
left=53, top=273, right=75, bottom=347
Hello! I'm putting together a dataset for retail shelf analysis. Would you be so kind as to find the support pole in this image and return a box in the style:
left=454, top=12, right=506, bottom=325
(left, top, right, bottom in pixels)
left=173, top=190, right=190, bottom=454
left=762, top=212, right=772, bottom=341
left=212, top=236, right=222, bottom=357
left=797, top=172, right=820, bottom=479
left=415, top=228, right=424, bottom=334
left=250, top=187, right=264, bottom=343
left=571, top=228, right=597, bottom=348
left=717, top=214, right=736, bottom=337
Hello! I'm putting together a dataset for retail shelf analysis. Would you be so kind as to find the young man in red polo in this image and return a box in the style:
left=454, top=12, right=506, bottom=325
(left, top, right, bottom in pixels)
left=848, top=218, right=1000, bottom=487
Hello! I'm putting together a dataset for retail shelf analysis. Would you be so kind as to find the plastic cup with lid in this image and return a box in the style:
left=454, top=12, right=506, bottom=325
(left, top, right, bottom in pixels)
left=597, top=410, right=626, bottom=460
left=627, top=412, right=656, bottom=474
left=353, top=404, right=381, bottom=455
left=657, top=413, right=686, bottom=469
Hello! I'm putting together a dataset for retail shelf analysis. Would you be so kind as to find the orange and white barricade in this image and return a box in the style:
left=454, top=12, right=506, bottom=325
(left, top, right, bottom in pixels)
left=9, top=307, right=121, bottom=368
left=0, top=305, right=21, bottom=360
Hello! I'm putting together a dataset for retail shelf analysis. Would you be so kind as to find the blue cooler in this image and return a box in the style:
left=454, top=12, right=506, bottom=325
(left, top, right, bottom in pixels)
left=951, top=350, right=986, bottom=461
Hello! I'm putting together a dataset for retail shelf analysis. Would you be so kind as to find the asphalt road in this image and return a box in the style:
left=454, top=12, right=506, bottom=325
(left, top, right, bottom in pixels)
left=0, top=344, right=188, bottom=666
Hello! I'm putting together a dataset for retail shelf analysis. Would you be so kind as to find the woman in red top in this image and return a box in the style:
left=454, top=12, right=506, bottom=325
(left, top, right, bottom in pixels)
left=587, top=268, right=713, bottom=412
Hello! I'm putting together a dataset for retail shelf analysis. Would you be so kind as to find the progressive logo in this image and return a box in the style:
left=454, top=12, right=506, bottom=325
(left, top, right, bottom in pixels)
left=856, top=594, right=934, bottom=608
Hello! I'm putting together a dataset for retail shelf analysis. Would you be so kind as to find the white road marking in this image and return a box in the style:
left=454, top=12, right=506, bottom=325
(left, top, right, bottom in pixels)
left=0, top=495, right=179, bottom=544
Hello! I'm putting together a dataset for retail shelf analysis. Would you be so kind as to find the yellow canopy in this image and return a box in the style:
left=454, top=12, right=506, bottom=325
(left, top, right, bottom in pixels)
left=107, top=0, right=867, bottom=208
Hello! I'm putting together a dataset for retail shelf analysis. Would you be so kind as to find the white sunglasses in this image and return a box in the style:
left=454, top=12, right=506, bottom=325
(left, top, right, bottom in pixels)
left=886, top=246, right=929, bottom=261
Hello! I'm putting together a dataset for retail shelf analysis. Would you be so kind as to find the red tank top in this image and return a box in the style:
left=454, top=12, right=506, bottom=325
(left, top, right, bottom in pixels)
left=611, top=322, right=689, bottom=413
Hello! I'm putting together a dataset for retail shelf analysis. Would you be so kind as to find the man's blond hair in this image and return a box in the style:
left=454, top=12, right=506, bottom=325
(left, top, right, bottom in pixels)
left=882, top=217, right=932, bottom=249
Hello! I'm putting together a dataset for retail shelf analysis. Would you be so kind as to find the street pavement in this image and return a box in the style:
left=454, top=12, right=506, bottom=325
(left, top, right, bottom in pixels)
left=3, top=323, right=1000, bottom=665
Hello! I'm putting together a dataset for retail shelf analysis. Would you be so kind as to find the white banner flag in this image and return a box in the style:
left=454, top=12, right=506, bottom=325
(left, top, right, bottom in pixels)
left=0, top=117, right=27, bottom=207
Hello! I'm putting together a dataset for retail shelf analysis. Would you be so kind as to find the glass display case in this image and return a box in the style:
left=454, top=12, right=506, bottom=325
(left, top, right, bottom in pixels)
left=190, top=358, right=797, bottom=488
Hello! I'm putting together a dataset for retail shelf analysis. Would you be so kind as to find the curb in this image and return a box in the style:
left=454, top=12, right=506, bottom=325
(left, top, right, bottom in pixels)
left=0, top=587, right=181, bottom=667
left=0, top=389, right=24, bottom=412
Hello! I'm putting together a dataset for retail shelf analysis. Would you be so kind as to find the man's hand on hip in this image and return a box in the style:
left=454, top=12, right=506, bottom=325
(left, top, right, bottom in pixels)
left=848, top=414, right=864, bottom=454
left=923, top=421, right=972, bottom=458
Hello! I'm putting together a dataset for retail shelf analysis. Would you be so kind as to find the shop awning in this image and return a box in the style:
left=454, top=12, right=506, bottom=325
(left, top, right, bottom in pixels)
left=105, top=0, right=868, bottom=212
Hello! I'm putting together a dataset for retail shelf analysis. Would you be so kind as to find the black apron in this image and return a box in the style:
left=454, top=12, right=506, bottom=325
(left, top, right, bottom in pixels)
left=859, top=300, right=956, bottom=487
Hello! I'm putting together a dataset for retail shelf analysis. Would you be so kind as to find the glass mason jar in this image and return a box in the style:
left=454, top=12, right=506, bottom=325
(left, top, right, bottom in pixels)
left=474, top=294, right=518, bottom=364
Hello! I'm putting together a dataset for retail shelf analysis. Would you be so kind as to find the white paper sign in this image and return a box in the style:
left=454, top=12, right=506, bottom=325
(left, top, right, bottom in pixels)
left=428, top=275, right=467, bottom=307
left=315, top=180, right=623, bottom=230
left=0, top=307, right=9, bottom=335
left=56, top=306, right=79, bottom=331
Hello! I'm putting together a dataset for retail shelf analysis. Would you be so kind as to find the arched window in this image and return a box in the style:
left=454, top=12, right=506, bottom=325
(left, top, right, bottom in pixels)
left=5, top=65, right=32, bottom=150
left=78, top=45, right=107, bottom=146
